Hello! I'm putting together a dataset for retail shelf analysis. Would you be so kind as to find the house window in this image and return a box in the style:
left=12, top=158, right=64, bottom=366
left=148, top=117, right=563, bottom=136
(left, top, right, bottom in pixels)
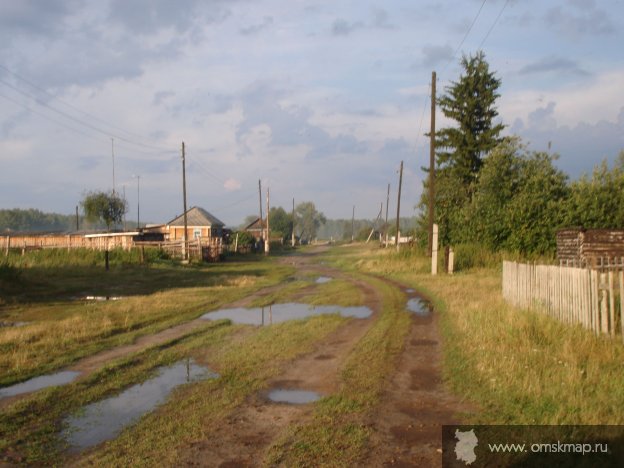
left=193, top=229, right=201, bottom=239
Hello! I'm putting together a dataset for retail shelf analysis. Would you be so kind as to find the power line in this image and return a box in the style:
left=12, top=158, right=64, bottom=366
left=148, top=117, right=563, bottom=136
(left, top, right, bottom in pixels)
left=440, top=0, right=488, bottom=76
left=478, top=0, right=510, bottom=50
left=0, top=76, right=173, bottom=153
left=0, top=63, right=152, bottom=144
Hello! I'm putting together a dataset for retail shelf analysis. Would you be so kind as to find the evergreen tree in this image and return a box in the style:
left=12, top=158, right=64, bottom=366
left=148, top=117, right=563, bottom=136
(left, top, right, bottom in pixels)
left=418, top=51, right=504, bottom=246
left=436, top=51, right=504, bottom=187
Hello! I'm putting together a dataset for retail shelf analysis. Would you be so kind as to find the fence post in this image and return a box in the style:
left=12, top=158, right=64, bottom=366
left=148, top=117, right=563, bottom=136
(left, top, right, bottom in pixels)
left=600, top=273, right=608, bottom=335
left=620, top=270, right=624, bottom=343
left=608, top=271, right=615, bottom=338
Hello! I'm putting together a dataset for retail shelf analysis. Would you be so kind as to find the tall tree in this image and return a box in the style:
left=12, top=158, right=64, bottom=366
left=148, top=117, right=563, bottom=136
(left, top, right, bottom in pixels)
left=268, top=206, right=293, bottom=241
left=295, top=202, right=326, bottom=242
left=80, top=190, right=127, bottom=231
left=419, top=51, right=504, bottom=246
left=436, top=51, right=504, bottom=187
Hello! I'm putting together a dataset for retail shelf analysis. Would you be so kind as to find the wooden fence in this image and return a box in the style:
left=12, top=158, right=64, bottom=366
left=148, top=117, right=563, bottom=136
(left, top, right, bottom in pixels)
left=502, top=260, right=624, bottom=341
left=2, top=234, right=224, bottom=262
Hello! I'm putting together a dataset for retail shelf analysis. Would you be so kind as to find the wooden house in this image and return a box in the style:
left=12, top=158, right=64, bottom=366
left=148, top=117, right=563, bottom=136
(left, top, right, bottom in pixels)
left=165, top=207, right=225, bottom=241
left=556, top=228, right=624, bottom=266
left=243, top=217, right=266, bottom=241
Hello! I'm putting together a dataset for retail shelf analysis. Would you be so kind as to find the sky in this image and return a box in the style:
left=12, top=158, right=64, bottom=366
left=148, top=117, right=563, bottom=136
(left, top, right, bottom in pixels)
left=1, top=0, right=623, bottom=228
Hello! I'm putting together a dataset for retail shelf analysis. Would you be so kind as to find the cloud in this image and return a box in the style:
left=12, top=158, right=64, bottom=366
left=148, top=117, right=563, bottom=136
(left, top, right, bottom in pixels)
left=372, top=9, right=394, bottom=29
left=224, top=178, right=241, bottom=191
left=331, top=18, right=365, bottom=36
left=527, top=101, right=557, bottom=130
left=153, top=90, right=175, bottom=106
left=108, top=0, right=201, bottom=35
left=0, top=0, right=81, bottom=37
left=240, top=16, right=274, bottom=36
left=421, top=44, right=454, bottom=67
left=544, top=1, right=614, bottom=37
left=518, top=56, right=590, bottom=76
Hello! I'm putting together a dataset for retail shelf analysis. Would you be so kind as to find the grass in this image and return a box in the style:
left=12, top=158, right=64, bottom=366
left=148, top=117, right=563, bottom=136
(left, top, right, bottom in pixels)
left=0, top=250, right=293, bottom=386
left=78, top=314, right=347, bottom=467
left=265, top=271, right=411, bottom=466
left=340, top=243, right=624, bottom=425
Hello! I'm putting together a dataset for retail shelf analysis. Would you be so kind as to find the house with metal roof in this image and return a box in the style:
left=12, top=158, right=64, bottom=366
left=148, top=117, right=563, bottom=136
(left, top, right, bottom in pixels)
left=165, top=206, right=225, bottom=241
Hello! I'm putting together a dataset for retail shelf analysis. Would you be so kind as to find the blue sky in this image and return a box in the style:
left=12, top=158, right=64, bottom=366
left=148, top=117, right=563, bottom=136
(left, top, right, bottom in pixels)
left=1, top=0, right=622, bottom=227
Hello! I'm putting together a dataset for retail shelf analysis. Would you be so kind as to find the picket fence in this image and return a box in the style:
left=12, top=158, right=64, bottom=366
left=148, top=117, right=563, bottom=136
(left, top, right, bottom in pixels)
left=502, top=260, right=624, bottom=341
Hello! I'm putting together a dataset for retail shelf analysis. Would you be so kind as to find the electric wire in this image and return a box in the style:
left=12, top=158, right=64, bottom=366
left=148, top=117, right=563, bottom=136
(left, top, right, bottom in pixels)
left=478, top=0, right=510, bottom=50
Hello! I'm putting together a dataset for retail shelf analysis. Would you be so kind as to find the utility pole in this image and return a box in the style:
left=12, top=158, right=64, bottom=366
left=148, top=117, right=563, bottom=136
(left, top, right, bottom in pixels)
left=122, top=185, right=126, bottom=231
left=75, top=205, right=79, bottom=231
left=291, top=197, right=295, bottom=247
left=351, top=205, right=355, bottom=242
left=265, top=187, right=270, bottom=254
left=258, top=179, right=264, bottom=248
left=385, top=183, right=390, bottom=246
left=111, top=138, right=116, bottom=196
left=428, top=71, right=436, bottom=256
left=182, top=142, right=188, bottom=260
left=395, top=160, right=403, bottom=251
left=134, top=175, right=140, bottom=229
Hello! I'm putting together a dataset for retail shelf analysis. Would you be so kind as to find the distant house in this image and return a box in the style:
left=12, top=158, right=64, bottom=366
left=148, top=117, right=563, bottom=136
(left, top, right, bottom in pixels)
left=244, top=217, right=266, bottom=241
left=165, top=207, right=225, bottom=241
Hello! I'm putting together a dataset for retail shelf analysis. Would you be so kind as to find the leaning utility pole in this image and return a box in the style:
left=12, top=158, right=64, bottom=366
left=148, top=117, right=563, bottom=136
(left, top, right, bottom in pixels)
left=395, top=160, right=403, bottom=251
left=265, top=187, right=270, bottom=254
left=428, top=71, right=436, bottom=256
left=182, top=141, right=188, bottom=260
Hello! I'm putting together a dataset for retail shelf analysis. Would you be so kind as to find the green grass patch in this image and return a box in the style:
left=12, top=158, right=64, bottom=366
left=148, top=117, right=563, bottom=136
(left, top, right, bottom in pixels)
left=265, top=269, right=411, bottom=466
left=343, top=243, right=624, bottom=425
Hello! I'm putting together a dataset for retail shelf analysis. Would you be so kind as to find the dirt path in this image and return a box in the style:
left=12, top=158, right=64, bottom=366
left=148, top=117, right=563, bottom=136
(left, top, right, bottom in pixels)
left=180, top=249, right=382, bottom=467
left=363, top=281, right=474, bottom=467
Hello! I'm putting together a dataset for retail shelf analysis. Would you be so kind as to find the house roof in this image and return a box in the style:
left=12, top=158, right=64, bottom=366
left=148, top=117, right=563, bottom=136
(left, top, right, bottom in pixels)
left=167, top=207, right=225, bottom=227
left=244, top=218, right=266, bottom=231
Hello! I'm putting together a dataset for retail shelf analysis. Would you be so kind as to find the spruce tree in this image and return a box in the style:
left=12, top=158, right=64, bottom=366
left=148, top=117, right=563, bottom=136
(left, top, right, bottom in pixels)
left=418, top=51, right=504, bottom=246
left=436, top=51, right=504, bottom=188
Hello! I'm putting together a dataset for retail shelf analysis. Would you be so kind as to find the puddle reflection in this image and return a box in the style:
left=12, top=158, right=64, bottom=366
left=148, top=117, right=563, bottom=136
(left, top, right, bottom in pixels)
left=315, top=276, right=332, bottom=284
left=63, top=359, right=217, bottom=451
left=0, top=371, right=81, bottom=399
left=268, top=389, right=321, bottom=404
left=201, top=303, right=372, bottom=325
left=406, top=298, right=433, bottom=316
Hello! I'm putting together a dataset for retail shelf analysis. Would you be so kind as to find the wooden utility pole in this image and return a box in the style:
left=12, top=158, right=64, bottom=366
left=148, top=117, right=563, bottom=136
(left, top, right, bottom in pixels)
left=75, top=205, right=79, bottom=231
left=428, top=71, right=436, bottom=256
left=111, top=138, right=116, bottom=196
left=351, top=205, right=355, bottom=242
left=265, top=187, right=270, bottom=254
left=258, top=179, right=264, bottom=246
left=395, top=160, right=403, bottom=251
left=291, top=198, right=295, bottom=247
left=385, top=183, right=390, bottom=246
left=182, top=141, right=188, bottom=260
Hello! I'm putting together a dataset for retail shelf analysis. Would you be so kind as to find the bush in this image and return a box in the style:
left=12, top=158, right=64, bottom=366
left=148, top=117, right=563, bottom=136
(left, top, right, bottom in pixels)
left=452, top=243, right=504, bottom=271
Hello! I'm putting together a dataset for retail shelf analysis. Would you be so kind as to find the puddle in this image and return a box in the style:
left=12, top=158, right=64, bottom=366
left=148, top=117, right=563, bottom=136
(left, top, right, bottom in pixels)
left=0, top=321, right=29, bottom=328
left=63, top=359, right=217, bottom=451
left=406, top=298, right=433, bottom=316
left=315, top=276, right=332, bottom=284
left=201, top=303, right=372, bottom=325
left=405, top=288, right=416, bottom=294
left=84, top=296, right=123, bottom=301
left=0, top=371, right=81, bottom=399
left=267, top=389, right=321, bottom=404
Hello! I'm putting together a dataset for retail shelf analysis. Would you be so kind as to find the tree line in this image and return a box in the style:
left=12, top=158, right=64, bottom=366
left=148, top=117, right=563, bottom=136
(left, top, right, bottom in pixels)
left=417, top=51, right=623, bottom=256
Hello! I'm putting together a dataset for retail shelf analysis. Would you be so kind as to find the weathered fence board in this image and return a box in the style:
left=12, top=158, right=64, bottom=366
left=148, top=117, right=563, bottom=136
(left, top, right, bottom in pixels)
left=503, top=261, right=624, bottom=342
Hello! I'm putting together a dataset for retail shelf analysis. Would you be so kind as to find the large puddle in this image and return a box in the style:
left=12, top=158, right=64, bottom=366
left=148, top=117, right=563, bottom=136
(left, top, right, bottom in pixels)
left=0, top=370, right=81, bottom=399
left=268, top=389, right=321, bottom=404
left=63, top=359, right=217, bottom=451
left=201, top=303, right=372, bottom=325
